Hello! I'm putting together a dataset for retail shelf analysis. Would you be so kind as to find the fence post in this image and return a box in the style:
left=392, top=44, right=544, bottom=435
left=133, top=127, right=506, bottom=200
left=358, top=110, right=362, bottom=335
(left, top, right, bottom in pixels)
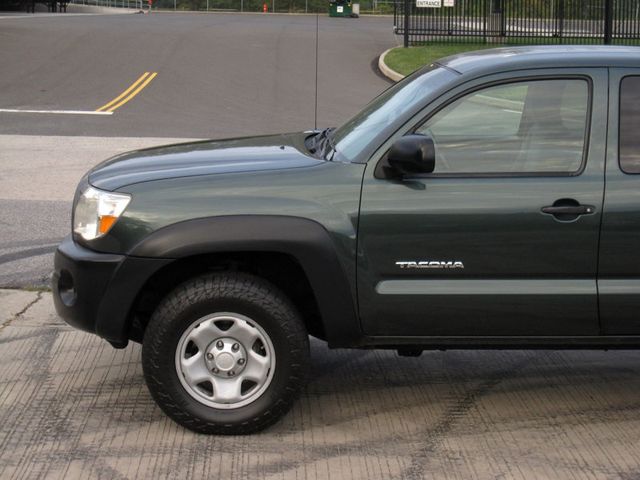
left=558, top=0, right=564, bottom=38
left=604, top=0, right=613, bottom=44
left=487, top=0, right=503, bottom=43
left=403, top=0, right=409, bottom=47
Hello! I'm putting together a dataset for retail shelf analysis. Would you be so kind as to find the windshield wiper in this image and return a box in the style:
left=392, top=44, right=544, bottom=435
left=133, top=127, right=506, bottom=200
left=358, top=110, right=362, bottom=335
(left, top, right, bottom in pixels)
left=307, top=127, right=335, bottom=158
left=322, top=128, right=337, bottom=160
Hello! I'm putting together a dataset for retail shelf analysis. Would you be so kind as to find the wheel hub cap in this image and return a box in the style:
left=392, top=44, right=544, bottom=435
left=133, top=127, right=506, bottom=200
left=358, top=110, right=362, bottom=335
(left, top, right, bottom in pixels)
left=205, top=337, right=247, bottom=376
left=175, top=313, right=275, bottom=409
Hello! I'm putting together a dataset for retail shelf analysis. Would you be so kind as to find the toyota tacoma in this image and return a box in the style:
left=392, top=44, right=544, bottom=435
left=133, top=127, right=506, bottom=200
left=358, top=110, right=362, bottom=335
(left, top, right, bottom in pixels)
left=53, top=46, right=640, bottom=434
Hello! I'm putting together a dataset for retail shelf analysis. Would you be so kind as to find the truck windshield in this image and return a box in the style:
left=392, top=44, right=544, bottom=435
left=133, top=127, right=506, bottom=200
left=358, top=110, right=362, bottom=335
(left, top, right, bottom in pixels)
left=331, top=64, right=456, bottom=163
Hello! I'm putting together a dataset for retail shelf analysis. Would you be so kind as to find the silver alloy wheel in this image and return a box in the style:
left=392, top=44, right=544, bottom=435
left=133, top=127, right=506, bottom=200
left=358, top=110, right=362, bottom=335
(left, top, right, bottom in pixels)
left=175, top=312, right=276, bottom=409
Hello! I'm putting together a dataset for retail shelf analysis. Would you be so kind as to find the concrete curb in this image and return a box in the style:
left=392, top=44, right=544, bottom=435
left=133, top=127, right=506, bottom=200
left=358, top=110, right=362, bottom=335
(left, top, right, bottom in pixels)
left=378, top=47, right=405, bottom=83
left=66, top=4, right=135, bottom=13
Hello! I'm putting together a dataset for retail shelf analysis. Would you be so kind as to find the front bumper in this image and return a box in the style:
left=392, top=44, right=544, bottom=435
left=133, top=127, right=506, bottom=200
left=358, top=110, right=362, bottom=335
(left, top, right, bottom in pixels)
left=52, top=236, right=171, bottom=347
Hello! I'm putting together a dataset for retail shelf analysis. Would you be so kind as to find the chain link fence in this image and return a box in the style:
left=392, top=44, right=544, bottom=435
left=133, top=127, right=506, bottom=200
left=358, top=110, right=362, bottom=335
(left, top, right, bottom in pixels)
left=63, top=0, right=394, bottom=13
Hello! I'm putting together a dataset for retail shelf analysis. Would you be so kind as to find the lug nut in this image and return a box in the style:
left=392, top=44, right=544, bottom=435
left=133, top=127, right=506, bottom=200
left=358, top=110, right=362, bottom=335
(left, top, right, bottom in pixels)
left=232, top=343, right=240, bottom=352
left=237, top=358, right=245, bottom=365
left=216, top=340, right=224, bottom=349
left=206, top=352, right=214, bottom=360
left=212, top=368, right=219, bottom=374
left=228, top=370, right=235, bottom=377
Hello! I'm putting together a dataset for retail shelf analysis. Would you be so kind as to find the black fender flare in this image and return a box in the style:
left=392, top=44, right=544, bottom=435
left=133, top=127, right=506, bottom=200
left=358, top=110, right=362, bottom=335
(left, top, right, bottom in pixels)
left=129, top=215, right=361, bottom=347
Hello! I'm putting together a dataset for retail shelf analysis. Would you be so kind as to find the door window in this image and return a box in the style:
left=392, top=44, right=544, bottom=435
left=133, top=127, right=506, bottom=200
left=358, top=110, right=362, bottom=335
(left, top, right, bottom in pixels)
left=415, top=79, right=590, bottom=175
left=619, top=76, right=640, bottom=174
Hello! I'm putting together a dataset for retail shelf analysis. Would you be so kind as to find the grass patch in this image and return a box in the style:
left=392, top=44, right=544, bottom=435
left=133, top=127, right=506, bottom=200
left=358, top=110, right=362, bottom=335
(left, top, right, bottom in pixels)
left=384, top=44, right=496, bottom=76
left=384, top=41, right=640, bottom=77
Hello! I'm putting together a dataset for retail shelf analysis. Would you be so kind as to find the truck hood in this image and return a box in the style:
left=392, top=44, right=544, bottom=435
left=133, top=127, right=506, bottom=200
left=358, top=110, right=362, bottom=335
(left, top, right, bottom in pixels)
left=89, top=132, right=323, bottom=191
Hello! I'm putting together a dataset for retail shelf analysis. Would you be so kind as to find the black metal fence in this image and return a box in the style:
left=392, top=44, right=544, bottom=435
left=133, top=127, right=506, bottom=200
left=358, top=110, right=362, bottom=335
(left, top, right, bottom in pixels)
left=394, top=0, right=640, bottom=46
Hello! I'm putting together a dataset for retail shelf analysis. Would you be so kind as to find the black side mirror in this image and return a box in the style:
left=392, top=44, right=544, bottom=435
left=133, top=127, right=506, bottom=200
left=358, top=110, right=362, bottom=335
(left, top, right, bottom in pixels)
left=387, top=134, right=436, bottom=177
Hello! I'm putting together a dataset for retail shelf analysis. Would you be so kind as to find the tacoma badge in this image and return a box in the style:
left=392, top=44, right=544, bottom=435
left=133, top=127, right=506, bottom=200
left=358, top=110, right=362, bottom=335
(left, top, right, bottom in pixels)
left=396, top=261, right=465, bottom=269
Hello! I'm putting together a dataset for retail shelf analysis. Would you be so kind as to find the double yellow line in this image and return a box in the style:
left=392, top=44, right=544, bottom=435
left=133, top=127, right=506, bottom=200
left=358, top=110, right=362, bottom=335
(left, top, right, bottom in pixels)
left=96, top=72, right=158, bottom=113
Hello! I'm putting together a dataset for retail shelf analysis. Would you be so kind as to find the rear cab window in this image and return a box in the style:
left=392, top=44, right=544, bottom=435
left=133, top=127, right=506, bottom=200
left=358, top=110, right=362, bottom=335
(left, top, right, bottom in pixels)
left=620, top=76, right=640, bottom=174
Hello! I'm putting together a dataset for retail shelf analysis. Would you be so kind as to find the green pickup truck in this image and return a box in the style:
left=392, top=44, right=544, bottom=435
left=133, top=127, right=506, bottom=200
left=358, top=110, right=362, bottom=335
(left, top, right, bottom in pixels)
left=53, top=46, right=640, bottom=434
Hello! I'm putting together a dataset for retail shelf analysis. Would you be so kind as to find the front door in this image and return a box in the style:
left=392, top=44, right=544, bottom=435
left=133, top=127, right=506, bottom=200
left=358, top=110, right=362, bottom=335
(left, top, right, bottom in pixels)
left=357, top=70, right=607, bottom=337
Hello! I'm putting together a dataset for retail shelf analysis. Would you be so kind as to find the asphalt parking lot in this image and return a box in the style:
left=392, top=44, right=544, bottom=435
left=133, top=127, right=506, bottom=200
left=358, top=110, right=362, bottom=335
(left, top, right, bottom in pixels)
left=2, top=11, right=640, bottom=480
left=0, top=11, right=394, bottom=138
left=0, top=11, right=393, bottom=288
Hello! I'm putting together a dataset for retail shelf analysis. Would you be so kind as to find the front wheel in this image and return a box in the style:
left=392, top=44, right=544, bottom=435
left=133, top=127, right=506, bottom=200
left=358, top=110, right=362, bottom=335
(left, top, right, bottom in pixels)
left=142, top=273, right=310, bottom=434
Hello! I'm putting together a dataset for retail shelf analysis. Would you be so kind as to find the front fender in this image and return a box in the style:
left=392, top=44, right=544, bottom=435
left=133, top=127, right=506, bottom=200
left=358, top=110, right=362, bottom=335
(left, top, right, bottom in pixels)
left=130, top=215, right=361, bottom=347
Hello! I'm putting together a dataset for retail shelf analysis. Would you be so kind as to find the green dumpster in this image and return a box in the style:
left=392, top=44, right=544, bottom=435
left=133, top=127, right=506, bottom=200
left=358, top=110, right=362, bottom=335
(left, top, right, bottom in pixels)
left=329, top=0, right=352, bottom=17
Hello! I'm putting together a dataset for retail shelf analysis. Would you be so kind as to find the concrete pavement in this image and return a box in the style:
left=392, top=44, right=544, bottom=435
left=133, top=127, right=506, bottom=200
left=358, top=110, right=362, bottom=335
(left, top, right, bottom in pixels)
left=2, top=289, right=640, bottom=479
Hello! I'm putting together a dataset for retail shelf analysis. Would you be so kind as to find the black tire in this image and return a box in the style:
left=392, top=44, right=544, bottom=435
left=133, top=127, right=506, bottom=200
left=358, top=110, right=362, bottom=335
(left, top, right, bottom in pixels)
left=142, top=272, right=310, bottom=434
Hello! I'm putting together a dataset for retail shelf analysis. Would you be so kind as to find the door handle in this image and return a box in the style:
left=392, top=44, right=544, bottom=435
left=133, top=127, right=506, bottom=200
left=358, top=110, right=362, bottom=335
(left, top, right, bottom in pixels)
left=541, top=199, right=595, bottom=221
left=541, top=205, right=594, bottom=215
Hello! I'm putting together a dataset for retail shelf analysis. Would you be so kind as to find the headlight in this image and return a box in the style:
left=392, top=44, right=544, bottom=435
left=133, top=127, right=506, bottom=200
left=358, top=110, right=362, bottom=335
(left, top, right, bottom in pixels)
left=73, top=186, right=131, bottom=241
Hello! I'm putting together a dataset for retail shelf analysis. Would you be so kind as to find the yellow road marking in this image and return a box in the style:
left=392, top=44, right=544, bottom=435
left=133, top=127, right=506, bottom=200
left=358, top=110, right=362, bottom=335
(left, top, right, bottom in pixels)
left=96, top=72, right=157, bottom=113
left=105, top=72, right=158, bottom=113
left=96, top=72, right=149, bottom=112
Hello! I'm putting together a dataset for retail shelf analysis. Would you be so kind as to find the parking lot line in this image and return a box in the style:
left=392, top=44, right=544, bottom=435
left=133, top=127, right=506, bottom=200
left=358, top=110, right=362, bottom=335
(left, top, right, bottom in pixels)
left=96, top=72, right=158, bottom=113
left=0, top=13, right=100, bottom=19
left=0, top=109, right=112, bottom=115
